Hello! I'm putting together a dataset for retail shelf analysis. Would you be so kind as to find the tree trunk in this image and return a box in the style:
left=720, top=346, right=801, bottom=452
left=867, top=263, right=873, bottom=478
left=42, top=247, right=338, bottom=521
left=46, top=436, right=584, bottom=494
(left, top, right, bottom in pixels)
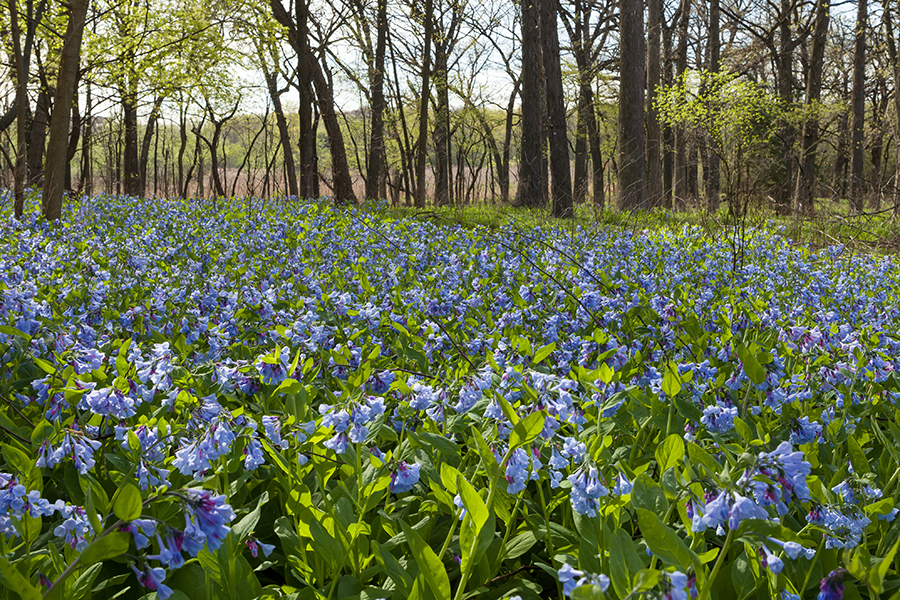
left=413, top=0, right=434, bottom=208
left=705, top=0, right=721, bottom=212
left=884, top=0, right=900, bottom=214
left=270, top=0, right=354, bottom=203
left=673, top=0, right=690, bottom=210
left=138, top=96, right=163, bottom=197
left=28, top=88, right=49, bottom=187
left=773, top=0, right=794, bottom=215
left=647, top=0, right=663, bottom=208
left=364, top=0, right=387, bottom=201
left=793, top=0, right=828, bottom=214
left=515, top=0, right=547, bottom=208
left=850, top=0, right=867, bottom=212
left=540, top=0, right=573, bottom=217
left=122, top=86, right=140, bottom=196
left=261, top=58, right=299, bottom=198
left=433, top=41, right=451, bottom=206
left=42, top=0, right=87, bottom=221
left=80, top=79, right=92, bottom=197
left=618, top=0, right=649, bottom=210
left=9, top=0, right=27, bottom=217
left=573, top=89, right=588, bottom=204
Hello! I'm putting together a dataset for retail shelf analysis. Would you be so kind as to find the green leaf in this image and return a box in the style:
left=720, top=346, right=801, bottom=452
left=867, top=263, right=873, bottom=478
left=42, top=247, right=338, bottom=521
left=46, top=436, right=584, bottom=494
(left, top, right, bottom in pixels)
left=70, top=563, right=103, bottom=600
left=661, top=365, right=682, bottom=397
left=308, top=516, right=344, bottom=569
left=509, top=411, right=545, bottom=450
left=233, top=491, right=269, bottom=544
left=871, top=535, right=900, bottom=592
left=570, top=584, right=606, bottom=600
left=687, top=441, right=721, bottom=476
left=847, top=435, right=869, bottom=474
left=533, top=342, right=556, bottom=365
left=735, top=344, right=766, bottom=385
left=399, top=520, right=451, bottom=600
left=636, top=508, right=700, bottom=573
left=497, top=395, right=520, bottom=425
left=274, top=378, right=302, bottom=395
left=440, top=463, right=462, bottom=495
left=80, top=531, right=131, bottom=566
left=2, top=443, right=34, bottom=478
left=654, top=434, right=685, bottom=474
left=112, top=483, right=143, bottom=522
left=630, top=474, right=668, bottom=515
left=373, top=541, right=413, bottom=597
left=457, top=475, right=488, bottom=531
left=0, top=556, right=41, bottom=600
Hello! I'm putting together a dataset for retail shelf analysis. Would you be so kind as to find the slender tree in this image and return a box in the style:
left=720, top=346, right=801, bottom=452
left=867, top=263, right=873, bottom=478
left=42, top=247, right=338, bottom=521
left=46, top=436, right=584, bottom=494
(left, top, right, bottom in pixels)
left=540, top=0, right=572, bottom=217
left=850, top=0, right=868, bottom=211
left=618, top=0, right=649, bottom=209
left=43, top=0, right=89, bottom=221
left=516, top=0, right=546, bottom=207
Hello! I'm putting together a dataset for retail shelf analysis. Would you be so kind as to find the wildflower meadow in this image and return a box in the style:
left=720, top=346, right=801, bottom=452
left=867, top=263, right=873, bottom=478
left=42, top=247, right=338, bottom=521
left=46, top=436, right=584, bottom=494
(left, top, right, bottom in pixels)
left=2, top=195, right=900, bottom=600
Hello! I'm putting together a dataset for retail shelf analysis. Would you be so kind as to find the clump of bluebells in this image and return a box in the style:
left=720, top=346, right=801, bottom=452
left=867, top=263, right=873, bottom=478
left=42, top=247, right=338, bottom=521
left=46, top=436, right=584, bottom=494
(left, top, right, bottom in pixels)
left=2, top=195, right=900, bottom=599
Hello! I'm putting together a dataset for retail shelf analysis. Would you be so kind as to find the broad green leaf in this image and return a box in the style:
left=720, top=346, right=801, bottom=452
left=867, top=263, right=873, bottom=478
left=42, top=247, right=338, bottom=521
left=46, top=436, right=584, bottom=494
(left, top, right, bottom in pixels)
left=440, top=463, right=462, bottom=495
left=509, top=411, right=545, bottom=450
left=112, top=483, right=142, bottom=522
left=80, top=532, right=131, bottom=566
left=457, top=475, right=488, bottom=531
left=655, top=434, right=685, bottom=474
left=0, top=556, right=41, bottom=600
left=70, top=563, right=103, bottom=600
left=399, top=520, right=451, bottom=600
left=847, top=435, right=869, bottom=474
left=661, top=366, right=682, bottom=397
left=533, top=342, right=556, bottom=364
left=233, top=491, right=269, bottom=544
left=630, top=474, right=668, bottom=514
left=636, top=508, right=700, bottom=574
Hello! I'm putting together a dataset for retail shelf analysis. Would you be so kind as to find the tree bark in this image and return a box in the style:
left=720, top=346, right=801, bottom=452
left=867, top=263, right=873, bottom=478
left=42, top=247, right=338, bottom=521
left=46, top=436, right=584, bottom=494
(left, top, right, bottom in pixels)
left=884, top=0, right=900, bottom=213
left=138, top=96, right=163, bottom=197
left=122, top=86, right=140, bottom=196
left=794, top=0, right=829, bottom=214
left=618, top=0, right=649, bottom=210
left=261, top=54, right=298, bottom=198
left=28, top=87, right=49, bottom=187
left=80, top=79, right=92, bottom=197
left=850, top=0, right=867, bottom=212
left=364, top=0, right=388, bottom=201
left=270, top=0, right=355, bottom=204
left=705, top=0, right=721, bottom=212
left=647, top=0, right=663, bottom=208
left=540, top=0, right=573, bottom=218
left=42, top=0, right=88, bottom=221
left=433, top=40, right=451, bottom=206
left=672, top=0, right=690, bottom=210
left=9, top=0, right=28, bottom=217
left=773, top=0, right=794, bottom=215
left=516, top=0, right=547, bottom=208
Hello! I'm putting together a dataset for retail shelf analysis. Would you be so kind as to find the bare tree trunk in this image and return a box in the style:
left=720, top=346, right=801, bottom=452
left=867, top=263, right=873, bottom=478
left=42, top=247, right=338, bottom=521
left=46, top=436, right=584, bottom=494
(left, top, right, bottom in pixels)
left=433, top=41, right=450, bottom=206
left=122, top=85, right=140, bottom=196
left=270, top=0, right=354, bottom=203
left=884, top=0, right=900, bottom=214
left=516, top=0, right=547, bottom=208
left=42, top=0, right=87, bottom=221
left=672, top=0, right=690, bottom=210
left=705, top=0, right=721, bottom=212
left=540, top=0, right=573, bottom=217
left=414, top=0, right=434, bottom=207
left=28, top=88, right=49, bottom=187
left=9, top=0, right=28, bottom=217
left=850, top=0, right=867, bottom=212
left=364, top=0, right=387, bottom=201
left=647, top=0, right=663, bottom=208
left=138, top=96, right=163, bottom=197
left=81, top=79, right=93, bottom=196
left=774, top=0, right=794, bottom=215
left=618, top=0, right=649, bottom=210
left=261, top=58, right=298, bottom=198
left=794, top=0, right=829, bottom=214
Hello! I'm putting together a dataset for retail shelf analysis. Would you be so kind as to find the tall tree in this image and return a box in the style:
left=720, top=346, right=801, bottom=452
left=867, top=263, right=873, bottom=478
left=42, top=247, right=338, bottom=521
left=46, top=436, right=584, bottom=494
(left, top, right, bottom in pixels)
left=646, top=0, right=663, bottom=208
left=515, top=0, right=547, bottom=207
left=704, top=0, right=720, bottom=212
left=618, top=0, right=649, bottom=209
left=43, top=0, right=89, bottom=221
left=414, top=0, right=434, bottom=208
left=540, top=0, right=572, bottom=217
left=364, top=0, right=388, bottom=201
left=672, top=0, right=691, bottom=210
left=850, top=0, right=868, bottom=212
left=794, top=0, right=829, bottom=214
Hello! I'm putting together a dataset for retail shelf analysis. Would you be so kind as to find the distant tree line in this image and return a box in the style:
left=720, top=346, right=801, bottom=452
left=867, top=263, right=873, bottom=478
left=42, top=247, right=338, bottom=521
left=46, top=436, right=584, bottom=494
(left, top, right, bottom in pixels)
left=1, top=0, right=898, bottom=219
